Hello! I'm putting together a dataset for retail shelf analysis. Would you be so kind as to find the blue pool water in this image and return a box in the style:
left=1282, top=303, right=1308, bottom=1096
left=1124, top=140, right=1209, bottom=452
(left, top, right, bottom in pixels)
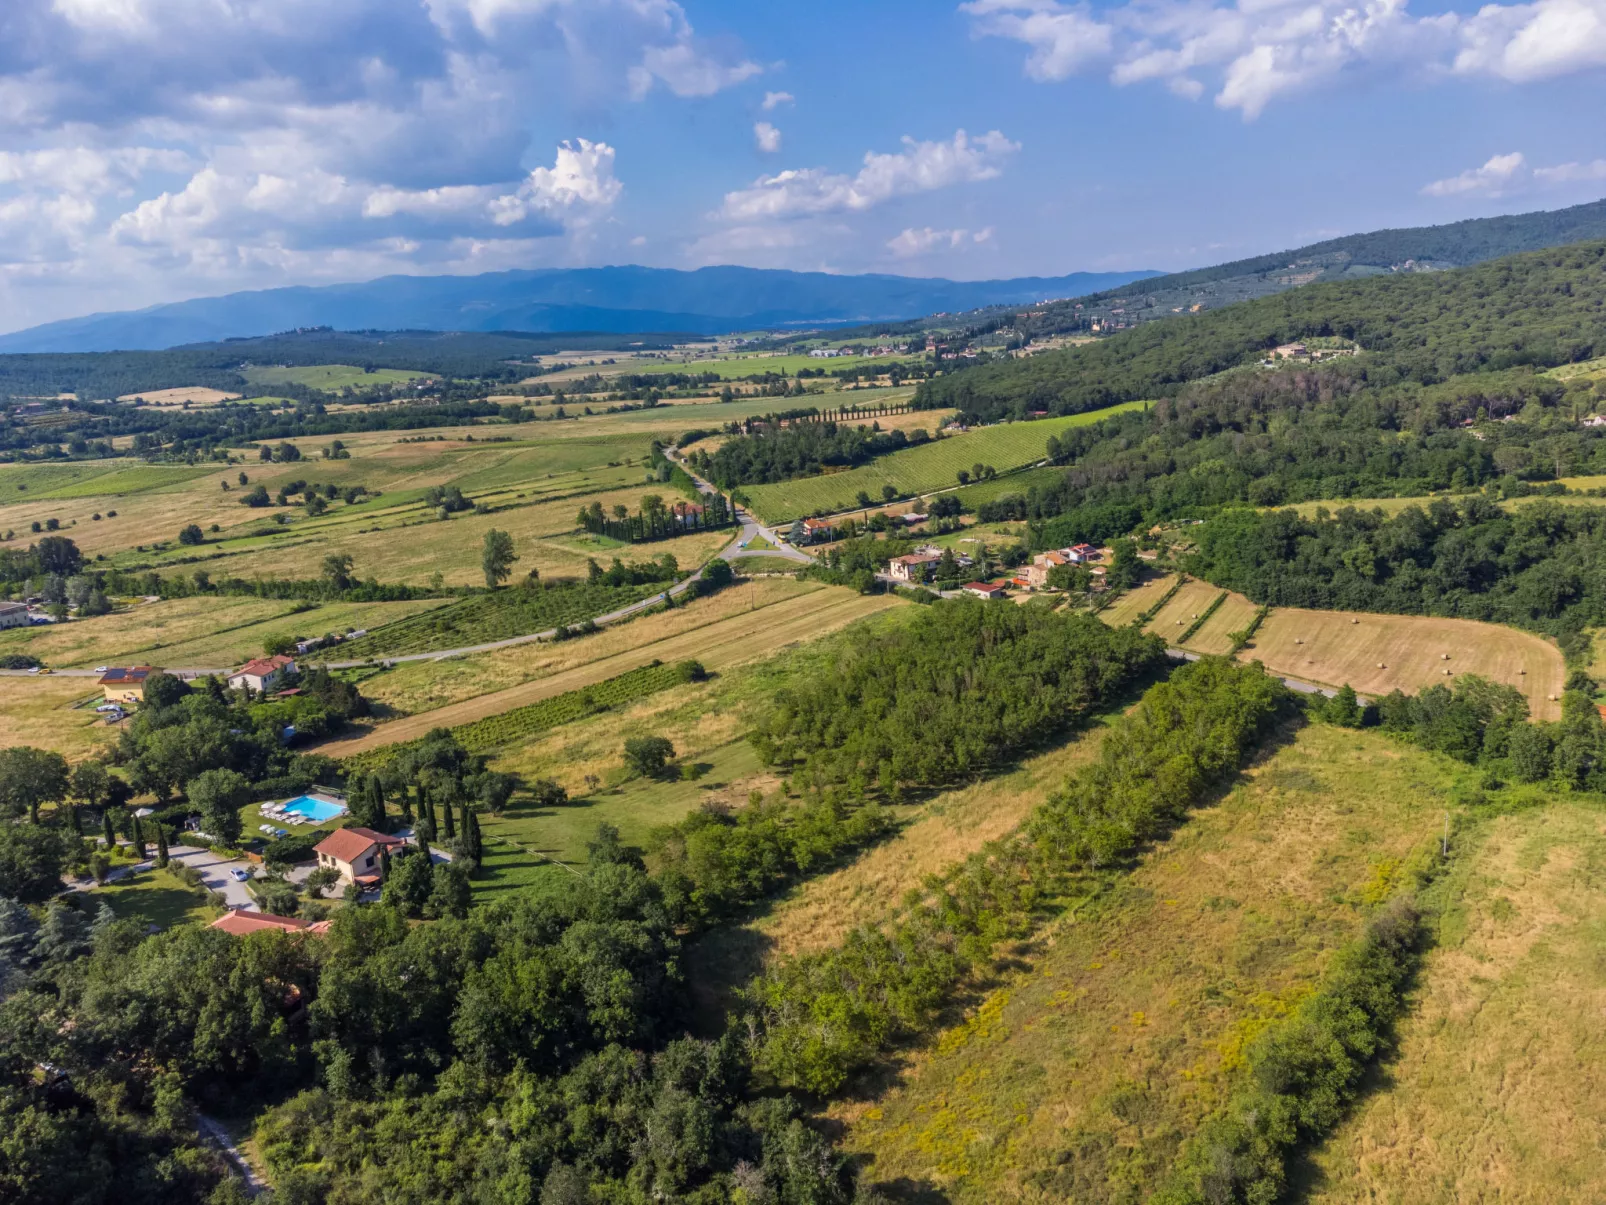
left=280, top=795, right=347, bottom=822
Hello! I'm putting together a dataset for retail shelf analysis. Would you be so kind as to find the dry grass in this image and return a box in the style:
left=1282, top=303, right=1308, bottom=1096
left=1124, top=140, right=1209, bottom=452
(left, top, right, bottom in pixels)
left=0, top=596, right=449, bottom=670
left=1098, top=573, right=1180, bottom=627
left=1144, top=579, right=1226, bottom=641
left=114, top=387, right=241, bottom=405
left=1307, top=800, right=1606, bottom=1204
left=1244, top=607, right=1565, bottom=719
left=356, top=576, right=823, bottom=716
left=0, top=676, right=117, bottom=758
left=316, top=584, right=904, bottom=756
left=1184, top=591, right=1260, bottom=656
left=840, top=725, right=1459, bottom=1202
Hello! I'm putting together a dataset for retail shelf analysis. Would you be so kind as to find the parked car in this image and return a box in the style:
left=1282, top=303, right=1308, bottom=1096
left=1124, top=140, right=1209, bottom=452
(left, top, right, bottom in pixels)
left=229, top=868, right=251, bottom=882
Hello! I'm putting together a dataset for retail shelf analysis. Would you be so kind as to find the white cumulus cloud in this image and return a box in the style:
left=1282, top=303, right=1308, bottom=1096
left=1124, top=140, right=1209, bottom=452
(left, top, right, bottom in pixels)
left=887, top=226, right=996, bottom=257
left=962, top=0, right=1606, bottom=119
left=762, top=90, right=796, bottom=110
left=1422, top=151, right=1529, bottom=196
left=754, top=122, right=783, bottom=153
left=720, top=130, right=1019, bottom=222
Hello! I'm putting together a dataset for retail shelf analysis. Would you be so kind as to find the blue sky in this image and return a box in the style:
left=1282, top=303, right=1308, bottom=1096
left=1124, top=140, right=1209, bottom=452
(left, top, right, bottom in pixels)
left=1, top=0, right=1604, bottom=333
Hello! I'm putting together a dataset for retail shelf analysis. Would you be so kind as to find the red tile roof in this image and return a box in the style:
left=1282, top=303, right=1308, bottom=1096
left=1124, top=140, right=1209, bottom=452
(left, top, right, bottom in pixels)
left=314, top=826, right=404, bottom=865
left=211, top=910, right=329, bottom=936
left=233, top=654, right=296, bottom=678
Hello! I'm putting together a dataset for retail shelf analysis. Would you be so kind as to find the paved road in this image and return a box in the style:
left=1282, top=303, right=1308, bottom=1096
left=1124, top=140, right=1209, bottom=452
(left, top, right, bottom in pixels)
left=3, top=468, right=815, bottom=683
left=1166, top=647, right=1352, bottom=701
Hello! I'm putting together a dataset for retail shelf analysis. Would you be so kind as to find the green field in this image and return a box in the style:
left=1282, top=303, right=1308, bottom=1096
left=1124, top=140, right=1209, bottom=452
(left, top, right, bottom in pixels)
left=241, top=364, right=434, bottom=392
left=950, top=464, right=1066, bottom=507
left=742, top=403, right=1150, bottom=522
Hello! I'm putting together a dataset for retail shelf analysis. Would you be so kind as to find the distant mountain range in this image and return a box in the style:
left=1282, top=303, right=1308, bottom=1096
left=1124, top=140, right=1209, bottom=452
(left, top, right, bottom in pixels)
left=0, top=266, right=1162, bottom=354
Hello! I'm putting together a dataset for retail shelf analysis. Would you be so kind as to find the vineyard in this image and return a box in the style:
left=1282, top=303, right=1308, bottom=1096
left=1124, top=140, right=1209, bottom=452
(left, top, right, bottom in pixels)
left=335, top=580, right=671, bottom=658
left=344, top=658, right=703, bottom=772
left=741, top=402, right=1149, bottom=523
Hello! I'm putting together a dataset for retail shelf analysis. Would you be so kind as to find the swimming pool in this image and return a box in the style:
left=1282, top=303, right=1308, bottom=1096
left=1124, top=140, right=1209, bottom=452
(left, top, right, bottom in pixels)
left=279, top=794, right=348, bottom=823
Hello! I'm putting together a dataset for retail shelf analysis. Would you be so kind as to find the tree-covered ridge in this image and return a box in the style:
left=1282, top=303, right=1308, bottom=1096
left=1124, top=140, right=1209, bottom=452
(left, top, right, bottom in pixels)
left=1183, top=498, right=1606, bottom=656
left=917, top=240, right=1606, bottom=421
left=690, top=421, right=918, bottom=487
left=751, top=601, right=1165, bottom=798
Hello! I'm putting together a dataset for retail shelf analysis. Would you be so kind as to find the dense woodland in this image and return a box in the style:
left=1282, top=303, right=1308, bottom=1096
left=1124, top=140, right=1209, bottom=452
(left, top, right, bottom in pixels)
left=918, top=241, right=1606, bottom=420
left=690, top=421, right=919, bottom=487
left=1185, top=499, right=1606, bottom=658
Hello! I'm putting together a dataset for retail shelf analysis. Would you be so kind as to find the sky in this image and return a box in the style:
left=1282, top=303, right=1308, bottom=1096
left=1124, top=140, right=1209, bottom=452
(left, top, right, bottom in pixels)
left=0, top=0, right=1604, bottom=334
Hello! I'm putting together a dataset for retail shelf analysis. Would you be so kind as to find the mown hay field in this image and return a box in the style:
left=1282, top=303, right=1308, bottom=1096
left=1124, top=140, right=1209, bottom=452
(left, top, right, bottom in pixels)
left=1142, top=578, right=1226, bottom=643
left=0, top=596, right=452, bottom=671
left=1183, top=590, right=1260, bottom=655
left=839, top=724, right=1459, bottom=1202
left=0, top=675, right=116, bottom=759
left=1307, top=799, right=1606, bottom=1203
left=317, top=582, right=904, bottom=757
left=1097, top=572, right=1179, bottom=626
left=1247, top=607, right=1565, bottom=719
left=351, top=576, right=824, bottom=717
left=742, top=404, right=1150, bottom=523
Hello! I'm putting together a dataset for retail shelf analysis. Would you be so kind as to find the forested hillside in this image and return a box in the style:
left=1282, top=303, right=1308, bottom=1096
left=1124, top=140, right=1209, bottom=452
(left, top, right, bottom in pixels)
left=918, top=240, right=1606, bottom=419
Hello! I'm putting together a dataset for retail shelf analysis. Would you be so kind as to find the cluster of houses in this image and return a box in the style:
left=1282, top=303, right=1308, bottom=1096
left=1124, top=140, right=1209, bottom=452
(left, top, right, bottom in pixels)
left=887, top=543, right=1106, bottom=598
left=1262, top=342, right=1359, bottom=366
left=94, top=654, right=301, bottom=719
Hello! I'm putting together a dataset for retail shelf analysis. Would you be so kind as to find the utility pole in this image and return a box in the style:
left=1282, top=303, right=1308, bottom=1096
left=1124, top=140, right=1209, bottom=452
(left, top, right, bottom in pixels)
left=1442, top=811, right=1450, bottom=858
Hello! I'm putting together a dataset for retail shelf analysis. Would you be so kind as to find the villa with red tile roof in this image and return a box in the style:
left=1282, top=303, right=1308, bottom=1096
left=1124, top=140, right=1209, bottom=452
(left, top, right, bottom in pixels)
left=315, top=826, right=405, bottom=888
left=210, top=910, right=331, bottom=937
left=227, top=654, right=296, bottom=693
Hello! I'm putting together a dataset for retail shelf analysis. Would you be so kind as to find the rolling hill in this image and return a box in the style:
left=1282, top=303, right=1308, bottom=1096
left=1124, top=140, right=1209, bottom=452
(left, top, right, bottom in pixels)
left=0, top=265, right=1160, bottom=354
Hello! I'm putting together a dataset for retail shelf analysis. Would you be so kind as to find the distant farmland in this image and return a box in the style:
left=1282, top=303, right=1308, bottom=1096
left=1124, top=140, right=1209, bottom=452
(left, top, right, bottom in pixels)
left=742, top=403, right=1149, bottom=523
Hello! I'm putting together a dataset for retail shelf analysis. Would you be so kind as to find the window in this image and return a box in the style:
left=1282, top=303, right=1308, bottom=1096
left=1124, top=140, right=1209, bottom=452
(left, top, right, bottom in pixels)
left=364, top=855, right=374, bottom=867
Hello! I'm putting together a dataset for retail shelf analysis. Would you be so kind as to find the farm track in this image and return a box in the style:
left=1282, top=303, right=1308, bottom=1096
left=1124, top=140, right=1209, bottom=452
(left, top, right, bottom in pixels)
left=314, top=587, right=902, bottom=757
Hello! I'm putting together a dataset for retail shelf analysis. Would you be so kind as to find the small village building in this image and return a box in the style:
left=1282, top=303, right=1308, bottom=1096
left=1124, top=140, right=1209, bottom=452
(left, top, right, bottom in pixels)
left=314, top=826, right=407, bottom=888
left=228, top=654, right=296, bottom=693
left=0, top=601, right=29, bottom=630
left=887, top=551, right=943, bottom=583
left=210, top=910, right=331, bottom=937
left=1025, top=550, right=1072, bottom=589
left=963, top=582, right=1007, bottom=599
left=98, top=666, right=155, bottom=705
left=800, top=517, right=837, bottom=542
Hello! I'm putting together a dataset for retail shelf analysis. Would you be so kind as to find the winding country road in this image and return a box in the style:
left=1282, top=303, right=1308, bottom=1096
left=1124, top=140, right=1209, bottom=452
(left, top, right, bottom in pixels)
left=0, top=466, right=814, bottom=680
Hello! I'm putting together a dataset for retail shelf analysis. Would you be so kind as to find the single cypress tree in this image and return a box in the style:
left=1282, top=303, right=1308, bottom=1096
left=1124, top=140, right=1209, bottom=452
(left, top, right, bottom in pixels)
left=417, top=831, right=432, bottom=866
left=463, top=808, right=482, bottom=865
left=155, top=824, right=170, bottom=868
left=131, top=823, right=147, bottom=862
left=372, top=778, right=387, bottom=829
left=69, top=804, right=82, bottom=836
left=442, top=797, right=456, bottom=842
left=102, top=811, right=116, bottom=851
left=399, top=784, right=414, bottom=825
left=379, top=843, right=392, bottom=882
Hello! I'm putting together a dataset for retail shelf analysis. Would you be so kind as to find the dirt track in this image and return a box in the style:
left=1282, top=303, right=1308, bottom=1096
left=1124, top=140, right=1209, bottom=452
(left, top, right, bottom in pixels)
left=317, top=587, right=903, bottom=757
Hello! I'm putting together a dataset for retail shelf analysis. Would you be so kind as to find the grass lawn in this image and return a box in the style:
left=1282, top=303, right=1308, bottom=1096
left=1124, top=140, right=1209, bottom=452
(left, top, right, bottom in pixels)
left=741, top=404, right=1149, bottom=523
left=89, top=867, right=220, bottom=929
left=475, top=739, right=769, bottom=900
left=838, top=724, right=1467, bottom=1202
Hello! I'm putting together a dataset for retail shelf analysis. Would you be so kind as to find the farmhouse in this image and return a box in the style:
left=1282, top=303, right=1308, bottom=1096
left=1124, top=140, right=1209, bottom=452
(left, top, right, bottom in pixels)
left=1024, top=550, right=1072, bottom=589
left=888, top=551, right=943, bottom=582
left=210, top=910, right=331, bottom=937
left=228, top=654, right=296, bottom=693
left=0, top=600, right=30, bottom=630
left=314, top=826, right=406, bottom=888
left=98, top=666, right=156, bottom=705
left=963, top=582, right=1007, bottom=599
left=799, top=517, right=837, bottom=543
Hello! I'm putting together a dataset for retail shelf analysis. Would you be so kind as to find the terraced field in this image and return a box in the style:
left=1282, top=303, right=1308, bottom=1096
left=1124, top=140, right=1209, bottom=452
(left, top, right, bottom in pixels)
left=741, top=403, right=1149, bottom=523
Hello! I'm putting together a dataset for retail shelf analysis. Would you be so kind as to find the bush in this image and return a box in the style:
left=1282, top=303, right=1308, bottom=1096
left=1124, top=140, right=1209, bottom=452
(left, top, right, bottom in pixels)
left=623, top=736, right=676, bottom=778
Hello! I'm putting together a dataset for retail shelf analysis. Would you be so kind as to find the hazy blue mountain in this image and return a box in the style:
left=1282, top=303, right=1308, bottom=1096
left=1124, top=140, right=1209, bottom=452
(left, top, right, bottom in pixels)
left=0, top=266, right=1160, bottom=353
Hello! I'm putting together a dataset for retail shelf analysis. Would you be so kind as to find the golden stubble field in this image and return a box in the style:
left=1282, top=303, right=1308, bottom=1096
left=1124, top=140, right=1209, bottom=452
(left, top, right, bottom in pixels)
left=315, top=581, right=904, bottom=756
left=1104, top=573, right=1566, bottom=719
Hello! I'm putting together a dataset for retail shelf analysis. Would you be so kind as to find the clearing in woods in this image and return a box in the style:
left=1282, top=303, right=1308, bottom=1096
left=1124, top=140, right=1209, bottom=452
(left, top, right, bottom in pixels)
left=840, top=724, right=1460, bottom=1203
left=1100, top=572, right=1566, bottom=717
left=1306, top=799, right=1606, bottom=1204
left=114, top=387, right=242, bottom=405
left=315, top=584, right=905, bottom=757
left=1247, top=606, right=1565, bottom=720
left=740, top=404, right=1149, bottom=524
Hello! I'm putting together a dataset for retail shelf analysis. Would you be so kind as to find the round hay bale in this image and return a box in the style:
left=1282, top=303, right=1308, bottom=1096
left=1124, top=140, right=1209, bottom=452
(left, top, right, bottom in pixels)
left=1441, top=653, right=1450, bottom=660
left=1351, top=618, right=1359, bottom=624
left=1378, top=662, right=1387, bottom=669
